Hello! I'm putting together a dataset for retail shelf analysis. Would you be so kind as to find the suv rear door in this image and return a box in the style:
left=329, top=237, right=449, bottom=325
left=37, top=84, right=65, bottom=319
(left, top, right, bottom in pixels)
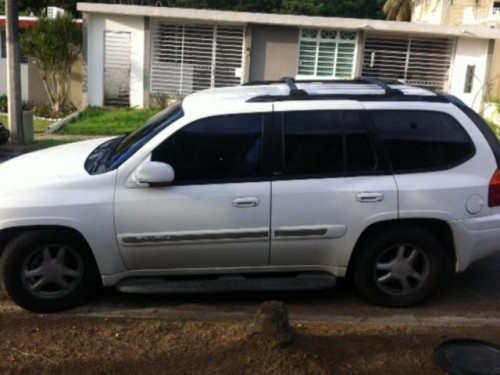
left=269, top=102, right=398, bottom=272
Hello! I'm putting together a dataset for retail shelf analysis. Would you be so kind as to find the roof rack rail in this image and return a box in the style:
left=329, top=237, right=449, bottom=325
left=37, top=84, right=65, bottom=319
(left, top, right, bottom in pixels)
left=243, top=76, right=405, bottom=97
left=282, top=77, right=308, bottom=97
left=243, top=77, right=308, bottom=96
left=357, top=76, right=405, bottom=97
left=241, top=76, right=443, bottom=103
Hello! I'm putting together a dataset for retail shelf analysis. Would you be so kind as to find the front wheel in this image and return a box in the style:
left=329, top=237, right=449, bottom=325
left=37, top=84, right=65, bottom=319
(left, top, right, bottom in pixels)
left=1, top=230, right=100, bottom=312
left=353, top=226, right=445, bottom=307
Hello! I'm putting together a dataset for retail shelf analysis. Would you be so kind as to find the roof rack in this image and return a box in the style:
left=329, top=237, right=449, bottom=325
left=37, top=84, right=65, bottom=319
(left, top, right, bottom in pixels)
left=243, top=76, right=446, bottom=103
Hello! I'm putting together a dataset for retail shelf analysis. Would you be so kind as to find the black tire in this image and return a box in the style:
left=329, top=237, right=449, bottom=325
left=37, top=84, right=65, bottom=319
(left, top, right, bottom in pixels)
left=1, top=230, right=100, bottom=313
left=353, top=226, right=444, bottom=307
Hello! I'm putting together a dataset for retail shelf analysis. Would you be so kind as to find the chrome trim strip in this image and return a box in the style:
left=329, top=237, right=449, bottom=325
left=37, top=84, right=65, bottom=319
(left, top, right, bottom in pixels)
left=121, top=231, right=269, bottom=245
left=274, top=228, right=328, bottom=237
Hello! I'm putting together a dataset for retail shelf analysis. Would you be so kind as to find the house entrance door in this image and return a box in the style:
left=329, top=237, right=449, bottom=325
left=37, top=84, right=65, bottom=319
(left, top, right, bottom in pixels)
left=104, top=31, right=131, bottom=106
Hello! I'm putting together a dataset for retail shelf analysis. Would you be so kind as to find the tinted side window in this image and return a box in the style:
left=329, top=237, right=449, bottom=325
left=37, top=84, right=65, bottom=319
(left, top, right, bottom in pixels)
left=152, top=114, right=263, bottom=183
left=283, top=111, right=377, bottom=176
left=370, top=111, right=474, bottom=172
left=344, top=111, right=377, bottom=173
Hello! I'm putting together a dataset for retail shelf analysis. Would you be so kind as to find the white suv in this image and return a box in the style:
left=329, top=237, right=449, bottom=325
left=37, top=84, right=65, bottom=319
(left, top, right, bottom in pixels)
left=2, top=78, right=500, bottom=312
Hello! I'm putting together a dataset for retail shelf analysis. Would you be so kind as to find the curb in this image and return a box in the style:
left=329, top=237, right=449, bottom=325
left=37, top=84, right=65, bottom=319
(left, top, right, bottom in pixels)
left=2, top=301, right=499, bottom=327
left=47, top=109, right=84, bottom=133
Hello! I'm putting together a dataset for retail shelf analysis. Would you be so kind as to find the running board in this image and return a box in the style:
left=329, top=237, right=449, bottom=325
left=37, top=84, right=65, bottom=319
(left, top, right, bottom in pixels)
left=115, top=273, right=336, bottom=294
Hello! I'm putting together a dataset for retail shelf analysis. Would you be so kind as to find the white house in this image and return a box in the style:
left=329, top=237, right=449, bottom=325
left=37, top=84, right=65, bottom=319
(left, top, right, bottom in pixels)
left=78, top=2, right=500, bottom=112
left=0, top=16, right=36, bottom=101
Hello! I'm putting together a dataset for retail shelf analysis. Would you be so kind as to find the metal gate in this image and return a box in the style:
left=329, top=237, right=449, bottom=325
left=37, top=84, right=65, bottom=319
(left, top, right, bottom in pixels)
left=150, top=23, right=245, bottom=96
left=104, top=31, right=131, bottom=106
left=361, top=33, right=455, bottom=90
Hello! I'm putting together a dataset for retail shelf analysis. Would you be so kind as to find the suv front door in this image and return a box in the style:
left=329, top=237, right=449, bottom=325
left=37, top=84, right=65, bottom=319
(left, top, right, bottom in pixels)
left=269, top=105, right=398, bottom=273
left=114, top=113, right=272, bottom=270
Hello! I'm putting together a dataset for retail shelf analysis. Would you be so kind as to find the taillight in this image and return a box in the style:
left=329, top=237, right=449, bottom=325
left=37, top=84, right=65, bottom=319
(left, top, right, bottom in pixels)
left=489, top=169, right=500, bottom=207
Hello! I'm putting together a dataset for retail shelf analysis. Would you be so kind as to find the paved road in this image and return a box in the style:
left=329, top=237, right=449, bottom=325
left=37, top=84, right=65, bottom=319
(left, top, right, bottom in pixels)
left=35, top=252, right=497, bottom=322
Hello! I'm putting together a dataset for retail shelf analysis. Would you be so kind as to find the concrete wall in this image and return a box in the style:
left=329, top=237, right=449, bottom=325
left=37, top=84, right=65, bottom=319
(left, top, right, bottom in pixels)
left=412, top=0, right=448, bottom=24
left=488, top=40, right=500, bottom=99
left=413, top=0, right=495, bottom=25
left=27, top=57, right=84, bottom=109
left=0, top=61, right=29, bottom=101
left=449, top=37, right=491, bottom=112
left=87, top=13, right=145, bottom=107
left=449, top=0, right=493, bottom=25
left=249, top=25, right=299, bottom=81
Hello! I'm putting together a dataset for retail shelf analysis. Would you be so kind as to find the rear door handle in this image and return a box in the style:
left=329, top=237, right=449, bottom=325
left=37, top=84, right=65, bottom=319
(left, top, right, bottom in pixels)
left=232, top=197, right=260, bottom=208
left=356, top=192, right=384, bottom=203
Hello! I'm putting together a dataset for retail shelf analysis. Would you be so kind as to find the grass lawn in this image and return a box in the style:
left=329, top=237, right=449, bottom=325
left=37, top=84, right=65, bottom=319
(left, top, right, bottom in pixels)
left=59, top=107, right=160, bottom=136
left=0, top=114, right=55, bottom=134
left=0, top=138, right=85, bottom=154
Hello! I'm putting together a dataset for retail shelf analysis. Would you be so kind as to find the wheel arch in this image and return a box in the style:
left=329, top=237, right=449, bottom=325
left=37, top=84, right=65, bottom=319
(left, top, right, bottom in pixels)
left=0, top=225, right=100, bottom=273
left=347, top=219, right=456, bottom=278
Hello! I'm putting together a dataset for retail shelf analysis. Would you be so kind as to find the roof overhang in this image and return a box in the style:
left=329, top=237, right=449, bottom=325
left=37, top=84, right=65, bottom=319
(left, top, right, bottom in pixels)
left=77, top=2, right=500, bottom=40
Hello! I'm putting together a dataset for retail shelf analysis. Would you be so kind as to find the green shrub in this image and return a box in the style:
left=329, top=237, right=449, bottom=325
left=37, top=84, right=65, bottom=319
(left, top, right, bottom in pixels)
left=0, top=95, right=7, bottom=113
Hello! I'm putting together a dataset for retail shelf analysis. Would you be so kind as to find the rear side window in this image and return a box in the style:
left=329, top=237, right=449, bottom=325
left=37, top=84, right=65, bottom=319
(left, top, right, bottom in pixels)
left=369, top=110, right=474, bottom=173
left=283, top=110, right=377, bottom=177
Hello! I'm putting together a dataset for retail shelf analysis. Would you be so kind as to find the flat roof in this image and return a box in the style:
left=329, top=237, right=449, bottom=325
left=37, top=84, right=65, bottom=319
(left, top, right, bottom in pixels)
left=77, top=2, right=500, bottom=39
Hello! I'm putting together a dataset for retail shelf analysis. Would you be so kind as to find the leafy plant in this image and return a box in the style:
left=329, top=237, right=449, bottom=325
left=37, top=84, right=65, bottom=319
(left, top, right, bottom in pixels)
left=0, top=95, right=7, bottom=113
left=21, top=13, right=81, bottom=115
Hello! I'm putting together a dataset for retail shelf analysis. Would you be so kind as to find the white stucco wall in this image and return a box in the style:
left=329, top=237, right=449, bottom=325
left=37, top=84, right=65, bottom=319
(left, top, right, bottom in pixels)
left=449, top=37, right=491, bottom=112
left=87, top=14, right=145, bottom=107
left=412, top=0, right=446, bottom=24
left=0, top=61, right=30, bottom=101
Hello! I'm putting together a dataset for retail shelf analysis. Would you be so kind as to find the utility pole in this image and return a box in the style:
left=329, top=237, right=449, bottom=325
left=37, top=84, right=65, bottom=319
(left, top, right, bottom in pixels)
left=5, top=0, right=24, bottom=143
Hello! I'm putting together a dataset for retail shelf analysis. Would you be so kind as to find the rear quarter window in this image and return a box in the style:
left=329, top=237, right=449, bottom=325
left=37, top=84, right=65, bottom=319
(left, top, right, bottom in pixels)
left=369, top=110, right=475, bottom=173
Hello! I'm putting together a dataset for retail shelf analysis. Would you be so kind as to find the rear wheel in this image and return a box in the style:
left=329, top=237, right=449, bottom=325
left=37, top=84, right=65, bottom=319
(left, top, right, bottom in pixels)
left=1, top=230, right=100, bottom=312
left=353, top=226, right=445, bottom=307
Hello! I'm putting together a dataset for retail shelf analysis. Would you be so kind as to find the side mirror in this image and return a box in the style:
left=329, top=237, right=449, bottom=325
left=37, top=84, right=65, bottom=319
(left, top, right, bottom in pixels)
left=134, top=161, right=175, bottom=187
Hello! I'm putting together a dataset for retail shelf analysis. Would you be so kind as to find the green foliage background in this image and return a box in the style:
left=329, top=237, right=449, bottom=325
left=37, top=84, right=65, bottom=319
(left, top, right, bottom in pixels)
left=2, top=0, right=387, bottom=19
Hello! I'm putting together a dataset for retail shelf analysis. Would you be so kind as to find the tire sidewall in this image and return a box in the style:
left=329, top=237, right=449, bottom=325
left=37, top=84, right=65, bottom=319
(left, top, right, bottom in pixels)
left=1, top=230, right=99, bottom=312
left=353, top=227, right=444, bottom=307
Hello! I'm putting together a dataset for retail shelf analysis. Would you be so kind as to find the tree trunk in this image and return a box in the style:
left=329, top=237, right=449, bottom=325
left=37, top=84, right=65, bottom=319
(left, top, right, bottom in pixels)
left=5, top=0, right=25, bottom=143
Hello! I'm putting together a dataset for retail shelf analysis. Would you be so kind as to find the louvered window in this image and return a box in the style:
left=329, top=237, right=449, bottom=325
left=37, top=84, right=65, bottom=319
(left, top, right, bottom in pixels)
left=362, top=34, right=455, bottom=90
left=151, top=23, right=245, bottom=96
left=297, top=29, right=358, bottom=79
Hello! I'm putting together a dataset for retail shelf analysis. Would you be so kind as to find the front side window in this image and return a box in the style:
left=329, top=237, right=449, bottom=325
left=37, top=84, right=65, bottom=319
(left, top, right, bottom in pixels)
left=369, top=110, right=475, bottom=173
left=297, top=29, right=358, bottom=79
left=152, top=114, right=263, bottom=183
left=85, top=103, right=183, bottom=174
left=283, top=110, right=377, bottom=177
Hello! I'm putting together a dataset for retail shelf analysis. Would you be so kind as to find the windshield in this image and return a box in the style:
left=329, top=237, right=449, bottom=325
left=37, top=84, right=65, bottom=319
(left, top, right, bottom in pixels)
left=85, top=103, right=184, bottom=175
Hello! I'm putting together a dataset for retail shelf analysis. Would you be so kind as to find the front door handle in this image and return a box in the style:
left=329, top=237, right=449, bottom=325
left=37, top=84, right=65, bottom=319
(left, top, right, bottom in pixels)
left=356, top=192, right=384, bottom=203
left=232, top=197, right=260, bottom=208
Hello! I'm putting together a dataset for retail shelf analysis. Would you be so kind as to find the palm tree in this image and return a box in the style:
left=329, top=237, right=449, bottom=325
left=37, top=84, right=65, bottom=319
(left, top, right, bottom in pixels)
left=383, top=0, right=414, bottom=21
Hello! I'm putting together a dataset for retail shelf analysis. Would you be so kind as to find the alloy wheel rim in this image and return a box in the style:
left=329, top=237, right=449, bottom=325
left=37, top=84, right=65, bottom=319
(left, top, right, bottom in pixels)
left=374, top=243, right=430, bottom=296
left=21, top=244, right=84, bottom=299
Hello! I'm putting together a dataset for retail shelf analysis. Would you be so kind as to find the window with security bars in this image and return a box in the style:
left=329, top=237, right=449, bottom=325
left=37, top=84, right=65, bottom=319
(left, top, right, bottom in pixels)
left=1, top=30, right=6, bottom=59
left=297, top=29, right=358, bottom=79
left=361, top=34, right=455, bottom=90
left=1, top=30, right=28, bottom=62
left=150, top=23, right=245, bottom=96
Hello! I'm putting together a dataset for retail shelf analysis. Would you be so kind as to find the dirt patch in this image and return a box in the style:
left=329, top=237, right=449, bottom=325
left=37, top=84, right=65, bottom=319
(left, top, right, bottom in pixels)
left=1, top=312, right=499, bottom=375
